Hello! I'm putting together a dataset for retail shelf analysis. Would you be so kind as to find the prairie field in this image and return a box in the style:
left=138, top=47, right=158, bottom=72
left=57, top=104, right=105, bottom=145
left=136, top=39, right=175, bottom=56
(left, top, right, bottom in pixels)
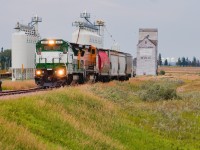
left=0, top=67, right=200, bottom=149
left=159, top=66, right=200, bottom=75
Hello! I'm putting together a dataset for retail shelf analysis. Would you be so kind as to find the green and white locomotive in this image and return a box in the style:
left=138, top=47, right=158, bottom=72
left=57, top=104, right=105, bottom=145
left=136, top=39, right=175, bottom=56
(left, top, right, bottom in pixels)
left=35, top=39, right=68, bottom=87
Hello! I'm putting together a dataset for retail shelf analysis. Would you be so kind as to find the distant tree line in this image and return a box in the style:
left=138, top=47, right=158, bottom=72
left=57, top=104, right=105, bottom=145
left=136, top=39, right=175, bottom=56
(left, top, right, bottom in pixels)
left=0, top=47, right=11, bottom=70
left=176, top=57, right=200, bottom=67
left=158, top=53, right=200, bottom=67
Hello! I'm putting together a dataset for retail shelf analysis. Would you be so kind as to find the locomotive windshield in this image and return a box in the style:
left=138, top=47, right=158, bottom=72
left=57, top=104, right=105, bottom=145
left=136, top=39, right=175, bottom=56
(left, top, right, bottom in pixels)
left=36, top=39, right=68, bottom=52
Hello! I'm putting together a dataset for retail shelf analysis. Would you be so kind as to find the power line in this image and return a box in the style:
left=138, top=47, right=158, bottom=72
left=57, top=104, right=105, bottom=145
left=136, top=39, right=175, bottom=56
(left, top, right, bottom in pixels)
left=104, top=26, right=116, bottom=43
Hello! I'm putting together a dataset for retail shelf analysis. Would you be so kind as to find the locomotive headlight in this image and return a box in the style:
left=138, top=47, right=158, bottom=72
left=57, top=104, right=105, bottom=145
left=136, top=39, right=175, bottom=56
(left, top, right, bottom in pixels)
left=48, top=40, right=55, bottom=45
left=36, top=70, right=42, bottom=76
left=57, top=69, right=65, bottom=76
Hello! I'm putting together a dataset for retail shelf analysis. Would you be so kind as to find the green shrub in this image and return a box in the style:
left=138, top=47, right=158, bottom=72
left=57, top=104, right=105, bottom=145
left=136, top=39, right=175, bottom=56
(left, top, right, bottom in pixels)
left=138, top=81, right=180, bottom=101
left=159, top=70, right=165, bottom=75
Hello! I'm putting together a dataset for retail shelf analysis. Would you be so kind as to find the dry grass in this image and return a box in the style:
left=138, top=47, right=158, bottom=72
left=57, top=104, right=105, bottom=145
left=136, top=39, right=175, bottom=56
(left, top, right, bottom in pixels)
left=158, top=66, right=200, bottom=80
left=177, top=80, right=200, bottom=92
left=159, top=66, right=200, bottom=74
left=157, top=67, right=200, bottom=93
left=1, top=80, right=36, bottom=90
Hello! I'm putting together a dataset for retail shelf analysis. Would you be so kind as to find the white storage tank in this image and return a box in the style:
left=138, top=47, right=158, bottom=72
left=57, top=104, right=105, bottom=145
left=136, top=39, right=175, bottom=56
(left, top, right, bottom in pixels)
left=11, top=16, right=42, bottom=80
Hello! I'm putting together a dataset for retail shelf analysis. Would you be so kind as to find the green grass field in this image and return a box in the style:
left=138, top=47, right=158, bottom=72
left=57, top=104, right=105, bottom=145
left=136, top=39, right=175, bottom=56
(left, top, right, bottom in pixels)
left=0, top=77, right=200, bottom=149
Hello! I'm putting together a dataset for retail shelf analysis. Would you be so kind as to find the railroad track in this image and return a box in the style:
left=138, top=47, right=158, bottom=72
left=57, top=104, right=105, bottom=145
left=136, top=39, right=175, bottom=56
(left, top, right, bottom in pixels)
left=0, top=87, right=46, bottom=97
left=0, top=81, right=91, bottom=98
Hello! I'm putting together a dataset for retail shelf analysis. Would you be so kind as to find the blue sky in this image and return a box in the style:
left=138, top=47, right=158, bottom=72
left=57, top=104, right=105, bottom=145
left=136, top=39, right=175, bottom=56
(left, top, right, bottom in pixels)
left=0, top=0, right=200, bottom=59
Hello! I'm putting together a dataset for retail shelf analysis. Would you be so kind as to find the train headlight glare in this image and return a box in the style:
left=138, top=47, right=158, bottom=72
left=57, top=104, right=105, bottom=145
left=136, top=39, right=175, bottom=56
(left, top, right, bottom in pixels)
left=48, top=40, right=55, bottom=45
left=36, top=70, right=42, bottom=75
left=57, top=69, right=65, bottom=76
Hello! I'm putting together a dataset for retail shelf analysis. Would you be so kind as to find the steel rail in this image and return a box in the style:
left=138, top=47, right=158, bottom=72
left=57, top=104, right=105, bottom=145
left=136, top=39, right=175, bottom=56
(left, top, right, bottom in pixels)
left=0, top=87, right=45, bottom=97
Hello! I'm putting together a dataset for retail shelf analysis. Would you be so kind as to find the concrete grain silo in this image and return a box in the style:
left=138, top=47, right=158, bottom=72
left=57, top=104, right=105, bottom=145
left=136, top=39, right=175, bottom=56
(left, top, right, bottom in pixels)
left=136, top=28, right=158, bottom=76
left=11, top=16, right=42, bottom=80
